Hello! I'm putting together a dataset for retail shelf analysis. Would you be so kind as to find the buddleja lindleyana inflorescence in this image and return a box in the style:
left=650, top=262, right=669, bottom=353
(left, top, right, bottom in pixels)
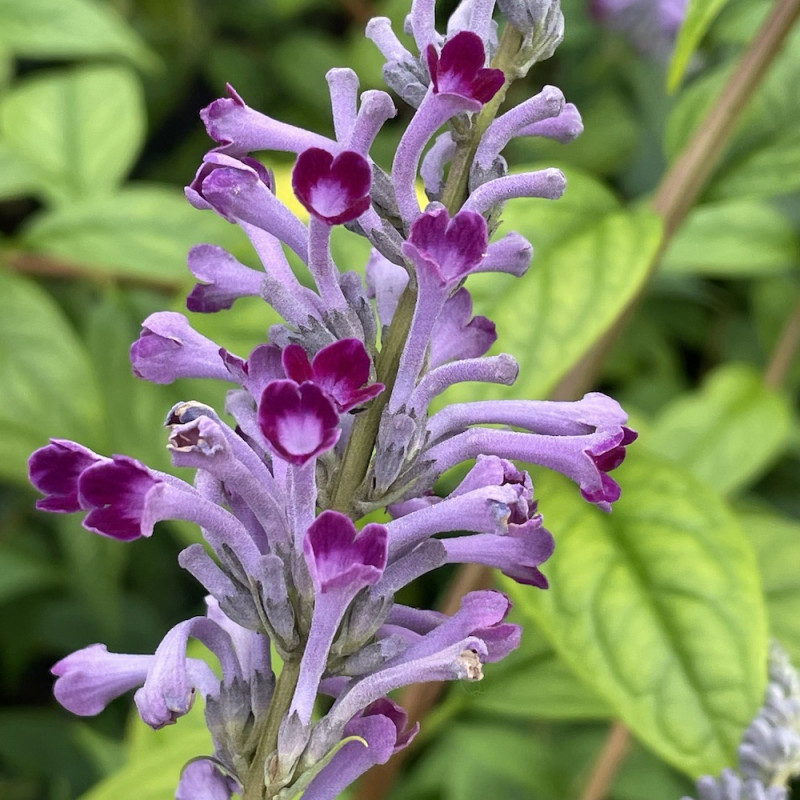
left=29, top=1, right=637, bottom=798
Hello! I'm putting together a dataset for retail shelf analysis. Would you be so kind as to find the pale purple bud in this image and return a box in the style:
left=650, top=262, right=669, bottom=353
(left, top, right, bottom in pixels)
left=519, top=102, right=583, bottom=142
left=130, top=312, right=233, bottom=384
left=52, top=644, right=152, bottom=716
left=326, top=68, right=360, bottom=143
left=186, top=244, right=265, bottom=313
left=201, top=83, right=333, bottom=157
left=461, top=167, right=567, bottom=216
left=176, top=761, right=240, bottom=800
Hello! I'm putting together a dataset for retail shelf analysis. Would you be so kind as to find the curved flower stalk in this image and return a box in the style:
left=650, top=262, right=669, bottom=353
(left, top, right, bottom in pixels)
left=29, top=1, right=635, bottom=798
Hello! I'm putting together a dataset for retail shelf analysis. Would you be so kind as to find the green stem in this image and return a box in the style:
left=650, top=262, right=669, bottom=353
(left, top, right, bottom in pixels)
left=552, top=0, right=800, bottom=402
left=328, top=286, right=418, bottom=514
left=327, top=23, right=525, bottom=516
left=241, top=658, right=302, bottom=800
left=764, top=291, right=800, bottom=391
left=652, top=0, right=800, bottom=240
left=440, top=24, right=523, bottom=214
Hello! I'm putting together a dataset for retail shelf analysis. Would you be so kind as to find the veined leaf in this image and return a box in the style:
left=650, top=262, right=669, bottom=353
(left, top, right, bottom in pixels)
left=0, top=269, right=103, bottom=484
left=0, top=65, right=145, bottom=205
left=0, top=0, right=154, bottom=66
left=22, top=184, right=249, bottom=284
left=442, top=166, right=662, bottom=406
left=647, top=363, right=793, bottom=495
left=511, top=450, right=767, bottom=777
left=743, top=510, right=800, bottom=666
left=668, top=0, right=734, bottom=91
left=662, top=200, right=799, bottom=277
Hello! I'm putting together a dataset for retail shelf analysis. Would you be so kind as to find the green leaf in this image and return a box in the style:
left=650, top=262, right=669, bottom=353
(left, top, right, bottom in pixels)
left=441, top=167, right=661, bottom=406
left=0, top=65, right=146, bottom=205
left=0, top=709, right=101, bottom=795
left=21, top=184, right=249, bottom=284
left=0, top=0, right=155, bottom=66
left=512, top=450, right=767, bottom=777
left=662, top=200, right=799, bottom=277
left=0, top=269, right=103, bottom=484
left=665, top=64, right=730, bottom=161
left=0, top=139, right=38, bottom=200
left=490, top=213, right=660, bottom=400
left=79, top=709, right=213, bottom=800
left=56, top=514, right=128, bottom=639
left=463, top=624, right=612, bottom=720
left=667, top=29, right=800, bottom=168
left=399, top=720, right=693, bottom=800
left=398, top=720, right=551, bottom=800
left=743, top=510, right=800, bottom=666
left=668, top=0, right=734, bottom=91
left=647, top=363, right=793, bottom=495
left=709, top=125, right=800, bottom=201
left=0, top=546, right=60, bottom=604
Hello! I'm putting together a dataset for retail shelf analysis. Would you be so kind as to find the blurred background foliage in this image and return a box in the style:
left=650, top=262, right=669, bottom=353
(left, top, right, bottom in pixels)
left=0, top=0, right=798, bottom=798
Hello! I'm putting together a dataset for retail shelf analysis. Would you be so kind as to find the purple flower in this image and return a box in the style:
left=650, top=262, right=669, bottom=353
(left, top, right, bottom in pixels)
left=28, top=439, right=103, bottom=512
left=187, top=154, right=274, bottom=216
left=319, top=589, right=518, bottom=738
left=424, top=393, right=637, bottom=511
left=402, top=206, right=488, bottom=287
left=580, top=426, right=638, bottom=506
left=51, top=622, right=220, bottom=726
left=257, top=380, right=340, bottom=465
left=282, top=339, right=384, bottom=413
left=134, top=617, right=227, bottom=729
left=443, top=518, right=555, bottom=588
left=186, top=244, right=265, bottom=313
left=78, top=456, right=165, bottom=541
left=430, top=288, right=496, bottom=367
left=426, top=31, right=505, bottom=110
left=186, top=153, right=309, bottom=264
left=426, top=424, right=635, bottom=512
left=291, top=512, right=388, bottom=724
left=304, top=510, right=388, bottom=594
left=292, top=148, right=372, bottom=225
left=52, top=644, right=152, bottom=716
left=176, top=761, right=240, bottom=800
left=130, top=312, right=232, bottom=384
left=303, top=699, right=417, bottom=800
left=201, top=83, right=333, bottom=158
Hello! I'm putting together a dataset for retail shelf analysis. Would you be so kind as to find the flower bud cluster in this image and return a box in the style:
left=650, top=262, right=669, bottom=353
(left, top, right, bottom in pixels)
left=30, top=1, right=636, bottom=798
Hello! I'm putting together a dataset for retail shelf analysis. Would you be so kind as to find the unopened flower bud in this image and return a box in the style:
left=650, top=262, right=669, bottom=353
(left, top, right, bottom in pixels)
left=498, top=0, right=565, bottom=74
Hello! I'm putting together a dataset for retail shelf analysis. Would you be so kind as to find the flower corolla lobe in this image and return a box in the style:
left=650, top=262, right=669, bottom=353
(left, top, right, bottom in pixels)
left=402, top=206, right=488, bottom=286
left=282, top=339, right=384, bottom=413
left=257, top=380, right=341, bottom=465
left=292, top=148, right=372, bottom=224
left=426, top=31, right=505, bottom=108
